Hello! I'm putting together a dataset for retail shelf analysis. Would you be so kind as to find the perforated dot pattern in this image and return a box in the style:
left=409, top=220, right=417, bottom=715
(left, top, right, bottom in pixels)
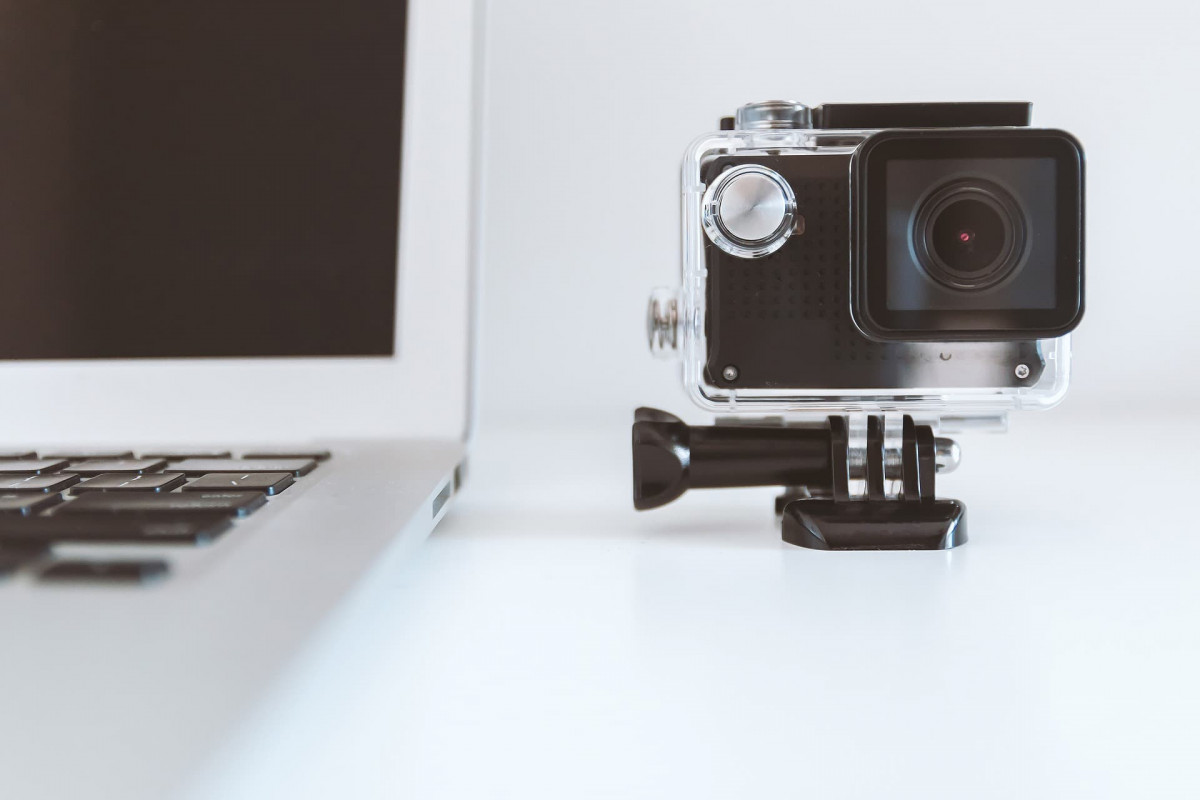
left=705, top=154, right=899, bottom=388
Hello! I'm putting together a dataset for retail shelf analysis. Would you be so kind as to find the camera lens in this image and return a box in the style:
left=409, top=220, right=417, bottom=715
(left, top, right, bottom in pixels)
left=930, top=200, right=1005, bottom=273
left=914, top=181, right=1026, bottom=290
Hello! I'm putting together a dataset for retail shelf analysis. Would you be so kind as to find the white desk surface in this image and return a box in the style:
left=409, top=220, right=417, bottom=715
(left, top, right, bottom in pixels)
left=194, top=410, right=1200, bottom=799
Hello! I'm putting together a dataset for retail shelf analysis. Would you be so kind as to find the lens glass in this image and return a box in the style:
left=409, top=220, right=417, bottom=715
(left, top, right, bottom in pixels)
left=914, top=181, right=1025, bottom=290
left=929, top=199, right=1006, bottom=274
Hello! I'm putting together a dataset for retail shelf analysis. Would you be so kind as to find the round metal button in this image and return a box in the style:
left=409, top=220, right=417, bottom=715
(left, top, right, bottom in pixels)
left=702, top=165, right=796, bottom=258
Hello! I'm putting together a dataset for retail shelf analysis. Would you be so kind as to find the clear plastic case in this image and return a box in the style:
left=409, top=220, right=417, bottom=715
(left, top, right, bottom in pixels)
left=670, top=128, right=1072, bottom=419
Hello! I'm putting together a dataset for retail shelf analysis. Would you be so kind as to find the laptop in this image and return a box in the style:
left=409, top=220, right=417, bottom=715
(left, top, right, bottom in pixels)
left=0, top=0, right=481, bottom=796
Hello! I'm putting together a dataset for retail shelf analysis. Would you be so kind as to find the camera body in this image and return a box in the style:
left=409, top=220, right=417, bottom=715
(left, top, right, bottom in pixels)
left=650, top=101, right=1084, bottom=421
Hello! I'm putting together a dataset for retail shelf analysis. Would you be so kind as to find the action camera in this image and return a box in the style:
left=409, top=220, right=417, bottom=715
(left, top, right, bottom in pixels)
left=636, top=101, right=1085, bottom=550
left=648, top=100, right=1083, bottom=414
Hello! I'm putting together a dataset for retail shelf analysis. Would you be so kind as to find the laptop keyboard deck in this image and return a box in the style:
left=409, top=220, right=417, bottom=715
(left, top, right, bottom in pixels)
left=0, top=450, right=329, bottom=585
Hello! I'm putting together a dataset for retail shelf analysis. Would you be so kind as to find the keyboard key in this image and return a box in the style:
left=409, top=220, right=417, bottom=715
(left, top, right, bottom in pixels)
left=72, top=473, right=187, bottom=494
left=43, top=450, right=135, bottom=460
left=140, top=450, right=233, bottom=460
left=0, top=474, right=81, bottom=493
left=171, top=458, right=316, bottom=477
left=182, top=472, right=294, bottom=495
left=40, top=559, right=169, bottom=585
left=63, top=458, right=167, bottom=476
left=242, top=450, right=331, bottom=462
left=0, top=494, right=63, bottom=516
left=0, top=515, right=231, bottom=546
left=59, top=491, right=267, bottom=517
left=0, top=459, right=69, bottom=475
left=0, top=451, right=37, bottom=460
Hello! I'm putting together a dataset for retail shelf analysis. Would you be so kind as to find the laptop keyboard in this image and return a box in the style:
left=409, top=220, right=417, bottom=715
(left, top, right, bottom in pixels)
left=0, top=449, right=329, bottom=585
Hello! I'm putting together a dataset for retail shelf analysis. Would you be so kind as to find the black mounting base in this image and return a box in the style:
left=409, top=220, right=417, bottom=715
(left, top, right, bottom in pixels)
left=632, top=407, right=968, bottom=551
left=782, top=498, right=966, bottom=551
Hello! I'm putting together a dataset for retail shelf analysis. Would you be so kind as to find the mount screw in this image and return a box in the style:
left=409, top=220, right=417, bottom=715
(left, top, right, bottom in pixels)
left=1015, top=363, right=1030, bottom=379
left=722, top=365, right=740, bottom=382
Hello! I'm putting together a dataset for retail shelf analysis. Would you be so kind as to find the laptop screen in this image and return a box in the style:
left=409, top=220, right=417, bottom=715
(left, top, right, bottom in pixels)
left=0, top=1, right=406, bottom=359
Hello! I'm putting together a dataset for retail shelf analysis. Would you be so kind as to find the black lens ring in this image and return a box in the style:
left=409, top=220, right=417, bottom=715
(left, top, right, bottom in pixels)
left=913, top=180, right=1027, bottom=291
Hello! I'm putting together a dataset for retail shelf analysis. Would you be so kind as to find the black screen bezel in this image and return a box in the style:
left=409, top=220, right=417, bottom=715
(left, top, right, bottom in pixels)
left=851, top=128, right=1084, bottom=342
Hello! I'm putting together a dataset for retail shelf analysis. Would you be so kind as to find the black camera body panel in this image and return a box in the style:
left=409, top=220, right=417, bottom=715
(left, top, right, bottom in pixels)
left=816, top=102, right=1033, bottom=129
left=701, top=152, right=1044, bottom=391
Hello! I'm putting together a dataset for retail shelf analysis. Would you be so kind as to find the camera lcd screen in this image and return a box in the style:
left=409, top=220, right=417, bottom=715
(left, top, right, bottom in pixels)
left=0, top=1, right=406, bottom=360
left=854, top=130, right=1083, bottom=341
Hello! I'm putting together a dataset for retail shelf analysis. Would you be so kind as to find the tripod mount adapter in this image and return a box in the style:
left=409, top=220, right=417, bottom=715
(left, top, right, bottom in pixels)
left=632, top=408, right=967, bottom=550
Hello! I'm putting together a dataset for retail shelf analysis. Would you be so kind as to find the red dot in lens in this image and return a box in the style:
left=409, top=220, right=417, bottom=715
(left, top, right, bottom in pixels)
left=959, top=231, right=972, bottom=243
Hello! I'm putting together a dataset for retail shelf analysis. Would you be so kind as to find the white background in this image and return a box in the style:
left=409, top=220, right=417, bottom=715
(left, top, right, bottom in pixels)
left=475, top=0, right=1200, bottom=427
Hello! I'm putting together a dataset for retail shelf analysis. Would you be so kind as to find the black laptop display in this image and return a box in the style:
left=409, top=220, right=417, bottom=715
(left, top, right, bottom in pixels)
left=1, top=1, right=407, bottom=359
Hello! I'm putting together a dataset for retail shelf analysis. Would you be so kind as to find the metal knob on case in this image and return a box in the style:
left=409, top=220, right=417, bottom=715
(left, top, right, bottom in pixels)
left=702, top=165, right=796, bottom=258
left=646, top=288, right=680, bottom=359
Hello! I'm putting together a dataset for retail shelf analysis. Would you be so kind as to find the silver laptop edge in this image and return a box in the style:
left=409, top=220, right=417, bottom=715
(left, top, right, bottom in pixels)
left=0, top=0, right=482, bottom=796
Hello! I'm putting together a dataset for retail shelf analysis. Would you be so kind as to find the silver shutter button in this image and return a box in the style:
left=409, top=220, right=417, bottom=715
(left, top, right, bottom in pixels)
left=702, top=165, right=796, bottom=258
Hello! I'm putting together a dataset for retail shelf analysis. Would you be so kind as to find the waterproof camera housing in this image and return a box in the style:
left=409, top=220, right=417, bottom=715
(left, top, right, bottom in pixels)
left=648, top=101, right=1085, bottom=418
left=637, top=101, right=1085, bottom=550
